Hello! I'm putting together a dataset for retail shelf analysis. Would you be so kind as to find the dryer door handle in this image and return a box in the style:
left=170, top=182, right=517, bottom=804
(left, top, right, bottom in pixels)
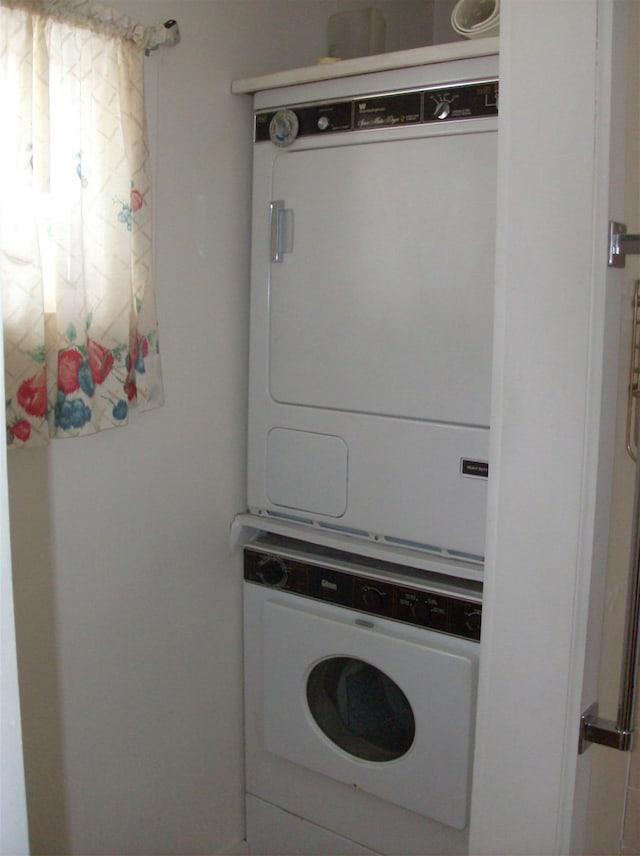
left=270, top=200, right=294, bottom=263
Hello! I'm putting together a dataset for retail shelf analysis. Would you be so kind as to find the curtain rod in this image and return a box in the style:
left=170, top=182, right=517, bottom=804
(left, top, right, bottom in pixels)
left=1, top=1, right=180, bottom=53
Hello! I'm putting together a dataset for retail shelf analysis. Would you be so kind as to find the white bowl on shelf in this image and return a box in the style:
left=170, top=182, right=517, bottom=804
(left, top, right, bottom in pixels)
left=451, top=0, right=500, bottom=39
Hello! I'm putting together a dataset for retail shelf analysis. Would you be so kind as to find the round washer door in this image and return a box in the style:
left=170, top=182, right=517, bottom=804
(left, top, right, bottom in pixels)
left=306, top=656, right=415, bottom=762
left=262, top=594, right=478, bottom=830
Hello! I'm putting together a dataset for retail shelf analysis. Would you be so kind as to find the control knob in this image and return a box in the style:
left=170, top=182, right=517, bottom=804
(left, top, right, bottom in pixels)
left=361, top=586, right=384, bottom=609
left=269, top=109, right=299, bottom=147
left=410, top=601, right=432, bottom=624
left=433, top=100, right=451, bottom=120
left=258, top=557, right=288, bottom=588
left=464, top=608, right=482, bottom=636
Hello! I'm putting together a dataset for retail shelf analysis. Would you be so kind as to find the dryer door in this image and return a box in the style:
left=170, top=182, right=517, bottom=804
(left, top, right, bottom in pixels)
left=263, top=595, right=478, bottom=830
left=269, top=129, right=497, bottom=427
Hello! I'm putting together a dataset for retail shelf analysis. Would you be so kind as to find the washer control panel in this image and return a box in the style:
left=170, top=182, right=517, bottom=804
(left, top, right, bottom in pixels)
left=245, top=537, right=482, bottom=641
left=255, top=79, right=498, bottom=144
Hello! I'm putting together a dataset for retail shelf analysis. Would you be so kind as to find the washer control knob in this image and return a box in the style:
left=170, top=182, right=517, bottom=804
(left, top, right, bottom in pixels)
left=410, top=601, right=432, bottom=624
left=258, top=557, right=288, bottom=588
left=361, top=586, right=383, bottom=609
left=269, top=109, right=300, bottom=147
left=464, top=608, right=482, bottom=636
left=317, top=115, right=330, bottom=131
left=434, top=100, right=451, bottom=120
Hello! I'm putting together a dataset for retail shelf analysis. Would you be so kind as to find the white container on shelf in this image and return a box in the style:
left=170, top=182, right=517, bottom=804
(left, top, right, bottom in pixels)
left=327, top=8, right=386, bottom=60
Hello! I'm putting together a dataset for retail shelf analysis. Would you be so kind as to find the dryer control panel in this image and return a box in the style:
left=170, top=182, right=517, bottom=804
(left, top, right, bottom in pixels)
left=244, top=536, right=482, bottom=641
left=255, top=79, right=498, bottom=144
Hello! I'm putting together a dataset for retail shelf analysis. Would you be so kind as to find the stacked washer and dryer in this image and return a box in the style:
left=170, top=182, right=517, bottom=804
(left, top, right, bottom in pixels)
left=236, top=48, right=498, bottom=855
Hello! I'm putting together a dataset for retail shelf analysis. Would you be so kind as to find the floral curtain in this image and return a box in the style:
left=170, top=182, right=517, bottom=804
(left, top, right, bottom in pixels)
left=0, top=0, right=164, bottom=447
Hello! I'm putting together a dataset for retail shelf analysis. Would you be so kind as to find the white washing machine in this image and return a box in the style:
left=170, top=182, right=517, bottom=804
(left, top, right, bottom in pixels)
left=243, top=534, right=482, bottom=855
left=246, top=55, right=498, bottom=563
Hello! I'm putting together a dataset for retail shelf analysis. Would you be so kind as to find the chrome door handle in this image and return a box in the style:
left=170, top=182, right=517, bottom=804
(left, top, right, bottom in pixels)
left=269, top=200, right=294, bottom=263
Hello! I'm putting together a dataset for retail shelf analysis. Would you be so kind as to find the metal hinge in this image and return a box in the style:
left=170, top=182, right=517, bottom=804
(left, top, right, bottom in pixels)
left=609, top=221, right=640, bottom=268
left=579, top=702, right=633, bottom=754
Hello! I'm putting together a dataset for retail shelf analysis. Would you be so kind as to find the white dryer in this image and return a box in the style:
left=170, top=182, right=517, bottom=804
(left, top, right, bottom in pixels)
left=246, top=55, right=498, bottom=562
left=244, top=535, right=482, bottom=855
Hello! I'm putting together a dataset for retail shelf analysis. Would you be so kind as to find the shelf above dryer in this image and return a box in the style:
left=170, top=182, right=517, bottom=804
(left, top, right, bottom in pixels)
left=231, top=37, right=499, bottom=94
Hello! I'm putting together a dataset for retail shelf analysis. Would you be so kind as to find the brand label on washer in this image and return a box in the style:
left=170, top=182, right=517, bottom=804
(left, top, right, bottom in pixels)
left=460, top=459, right=489, bottom=479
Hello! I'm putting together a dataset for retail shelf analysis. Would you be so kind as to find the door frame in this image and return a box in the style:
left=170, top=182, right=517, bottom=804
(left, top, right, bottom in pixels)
left=469, top=2, right=628, bottom=852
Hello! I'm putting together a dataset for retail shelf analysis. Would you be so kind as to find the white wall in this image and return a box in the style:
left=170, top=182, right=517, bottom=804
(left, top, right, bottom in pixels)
left=7, top=2, right=442, bottom=853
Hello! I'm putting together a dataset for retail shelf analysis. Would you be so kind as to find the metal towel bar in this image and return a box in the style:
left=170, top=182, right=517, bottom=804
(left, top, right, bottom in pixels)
left=580, top=287, right=640, bottom=751
left=626, top=280, right=640, bottom=461
left=578, top=220, right=640, bottom=752
left=579, top=447, right=640, bottom=752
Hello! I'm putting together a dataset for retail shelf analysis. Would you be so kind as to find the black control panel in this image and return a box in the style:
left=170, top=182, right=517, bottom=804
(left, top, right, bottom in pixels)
left=244, top=542, right=481, bottom=641
left=255, top=79, right=498, bottom=142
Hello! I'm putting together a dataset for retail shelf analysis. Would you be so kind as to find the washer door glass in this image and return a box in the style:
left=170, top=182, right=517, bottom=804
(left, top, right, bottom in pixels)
left=306, top=657, right=415, bottom=762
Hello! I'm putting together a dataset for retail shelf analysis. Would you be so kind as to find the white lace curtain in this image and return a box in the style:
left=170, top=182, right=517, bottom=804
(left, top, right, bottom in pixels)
left=0, top=0, right=165, bottom=447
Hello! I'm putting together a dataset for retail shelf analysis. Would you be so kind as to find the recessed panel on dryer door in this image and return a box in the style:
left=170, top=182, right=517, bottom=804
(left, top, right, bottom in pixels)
left=269, top=130, right=497, bottom=428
